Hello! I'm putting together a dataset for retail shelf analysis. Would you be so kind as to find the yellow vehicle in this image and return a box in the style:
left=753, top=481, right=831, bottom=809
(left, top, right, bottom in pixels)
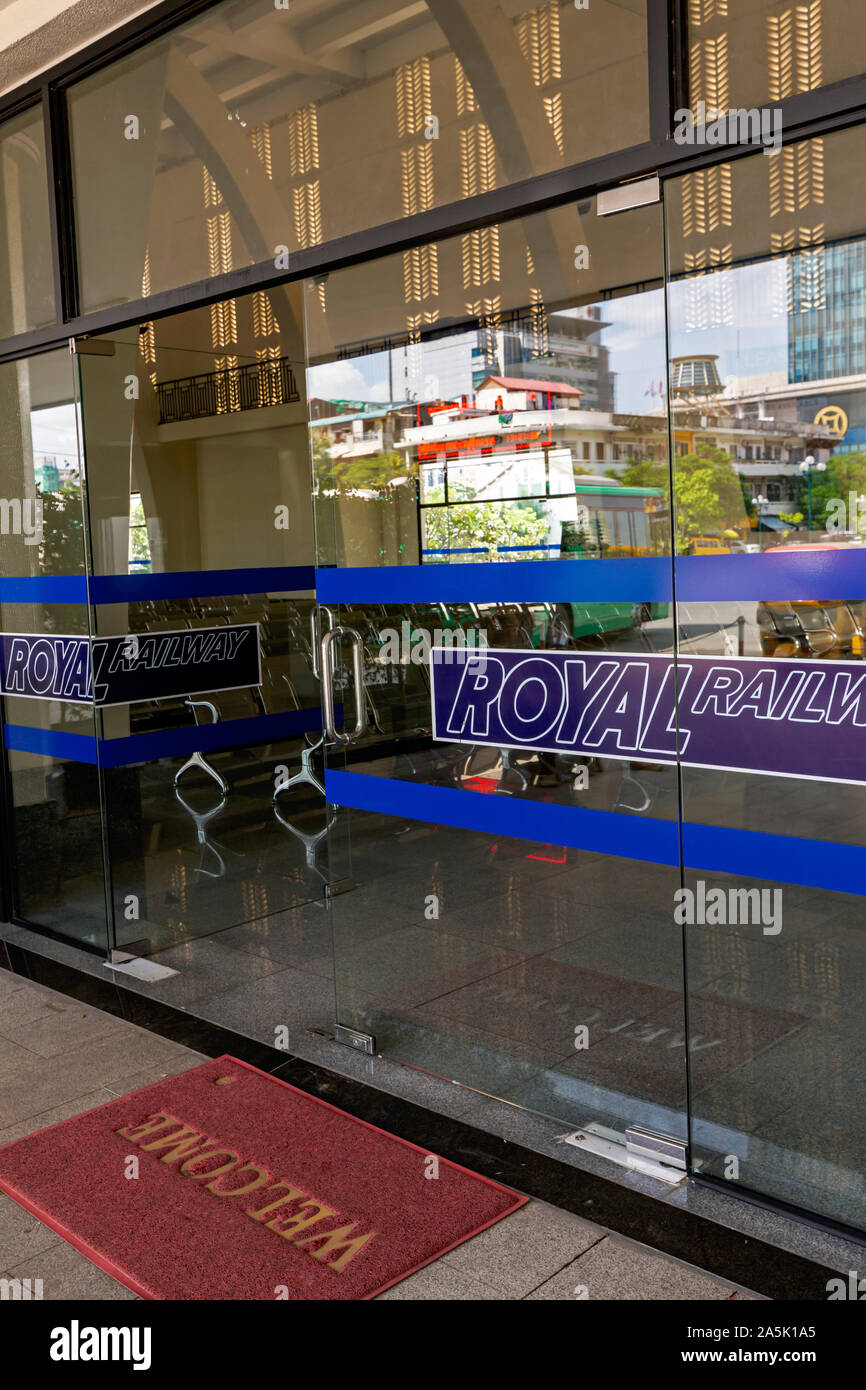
left=686, top=536, right=730, bottom=556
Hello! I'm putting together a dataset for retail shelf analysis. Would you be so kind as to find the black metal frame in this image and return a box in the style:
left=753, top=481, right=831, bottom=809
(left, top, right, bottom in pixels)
left=2, top=0, right=866, bottom=367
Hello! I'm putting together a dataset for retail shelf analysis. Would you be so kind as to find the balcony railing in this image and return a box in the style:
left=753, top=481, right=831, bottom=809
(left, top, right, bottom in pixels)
left=156, top=356, right=300, bottom=425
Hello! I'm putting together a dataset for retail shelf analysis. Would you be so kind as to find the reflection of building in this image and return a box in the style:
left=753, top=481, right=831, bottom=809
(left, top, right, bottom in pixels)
left=33, top=453, right=79, bottom=492
left=789, top=241, right=866, bottom=387
left=783, top=240, right=866, bottom=456
left=389, top=304, right=614, bottom=413
left=670, top=353, right=722, bottom=396
left=308, top=399, right=418, bottom=463
left=396, top=379, right=669, bottom=477
left=672, top=353, right=838, bottom=530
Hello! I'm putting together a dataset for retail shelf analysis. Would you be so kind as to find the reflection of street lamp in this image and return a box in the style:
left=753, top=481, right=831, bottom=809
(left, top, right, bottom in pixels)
left=799, top=454, right=827, bottom=536
left=755, top=492, right=768, bottom=551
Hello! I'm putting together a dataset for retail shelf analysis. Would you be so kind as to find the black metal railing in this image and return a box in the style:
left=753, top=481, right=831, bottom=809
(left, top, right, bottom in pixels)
left=156, top=356, right=300, bottom=424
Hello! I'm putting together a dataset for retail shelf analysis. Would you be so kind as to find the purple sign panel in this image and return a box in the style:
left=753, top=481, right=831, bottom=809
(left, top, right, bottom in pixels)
left=0, top=625, right=261, bottom=707
left=431, top=647, right=866, bottom=786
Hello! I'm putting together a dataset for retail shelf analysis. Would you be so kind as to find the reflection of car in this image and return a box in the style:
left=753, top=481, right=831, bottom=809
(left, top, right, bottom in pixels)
left=757, top=543, right=865, bottom=658
left=687, top=536, right=730, bottom=556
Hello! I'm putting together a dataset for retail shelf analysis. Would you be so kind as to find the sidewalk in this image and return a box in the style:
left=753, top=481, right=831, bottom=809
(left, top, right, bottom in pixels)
left=0, top=968, right=760, bottom=1301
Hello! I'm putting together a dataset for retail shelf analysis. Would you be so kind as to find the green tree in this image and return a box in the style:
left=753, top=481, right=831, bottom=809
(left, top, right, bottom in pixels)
left=37, top=482, right=86, bottom=575
left=620, top=445, right=746, bottom=552
left=616, top=458, right=669, bottom=491
left=797, top=450, right=866, bottom=531
left=424, top=485, right=549, bottom=557
left=311, top=428, right=415, bottom=495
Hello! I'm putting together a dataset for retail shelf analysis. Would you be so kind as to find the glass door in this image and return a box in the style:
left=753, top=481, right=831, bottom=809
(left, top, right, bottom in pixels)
left=306, top=192, right=691, bottom=1146
left=0, top=348, right=108, bottom=951
left=666, top=123, right=866, bottom=1232
left=70, top=290, right=330, bottom=963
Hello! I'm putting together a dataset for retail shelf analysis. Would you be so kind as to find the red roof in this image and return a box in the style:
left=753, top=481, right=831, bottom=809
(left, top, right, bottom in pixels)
left=479, top=376, right=583, bottom=396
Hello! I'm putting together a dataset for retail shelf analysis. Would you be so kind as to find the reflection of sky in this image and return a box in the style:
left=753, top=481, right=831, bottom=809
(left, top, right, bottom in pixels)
left=307, top=257, right=791, bottom=418
left=666, top=259, right=789, bottom=395
left=30, top=404, right=79, bottom=461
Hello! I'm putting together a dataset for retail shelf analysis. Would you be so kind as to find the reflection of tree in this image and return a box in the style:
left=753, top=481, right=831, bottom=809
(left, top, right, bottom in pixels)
left=798, top=451, right=866, bottom=529
left=619, top=446, right=747, bottom=553
left=129, top=494, right=151, bottom=569
left=311, top=434, right=415, bottom=494
left=37, top=482, right=85, bottom=575
left=424, top=484, right=549, bottom=556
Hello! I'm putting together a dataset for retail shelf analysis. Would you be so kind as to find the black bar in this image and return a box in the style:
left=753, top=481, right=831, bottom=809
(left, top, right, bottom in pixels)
left=43, top=83, right=79, bottom=323
left=647, top=0, right=674, bottom=146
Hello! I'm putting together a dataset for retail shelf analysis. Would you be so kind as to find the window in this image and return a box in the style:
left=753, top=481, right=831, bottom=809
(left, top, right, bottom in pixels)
left=128, top=493, right=151, bottom=573
left=67, top=0, right=650, bottom=313
left=0, top=105, right=56, bottom=337
left=686, top=0, right=866, bottom=116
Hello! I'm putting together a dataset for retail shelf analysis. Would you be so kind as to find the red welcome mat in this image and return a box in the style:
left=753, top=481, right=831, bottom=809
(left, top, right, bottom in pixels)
left=0, top=1056, right=525, bottom=1300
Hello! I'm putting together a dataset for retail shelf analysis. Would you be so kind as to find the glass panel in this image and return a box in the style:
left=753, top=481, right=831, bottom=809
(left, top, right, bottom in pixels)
left=0, top=105, right=56, bottom=337
left=686, top=0, right=866, bottom=117
left=74, top=292, right=329, bottom=962
left=0, top=350, right=106, bottom=949
left=68, top=0, right=650, bottom=311
left=306, top=195, right=688, bottom=1142
left=666, top=125, right=866, bottom=1229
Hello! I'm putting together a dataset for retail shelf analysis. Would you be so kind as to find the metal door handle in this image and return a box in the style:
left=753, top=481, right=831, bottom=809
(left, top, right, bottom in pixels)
left=310, top=604, right=334, bottom=678
left=320, top=626, right=368, bottom=743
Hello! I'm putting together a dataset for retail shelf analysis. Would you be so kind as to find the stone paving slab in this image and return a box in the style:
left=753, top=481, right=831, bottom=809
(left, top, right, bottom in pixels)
left=0, top=968, right=757, bottom=1302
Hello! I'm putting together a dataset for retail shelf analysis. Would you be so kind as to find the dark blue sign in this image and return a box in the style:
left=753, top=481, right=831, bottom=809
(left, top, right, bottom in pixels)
left=431, top=647, right=866, bottom=786
left=0, top=625, right=261, bottom=707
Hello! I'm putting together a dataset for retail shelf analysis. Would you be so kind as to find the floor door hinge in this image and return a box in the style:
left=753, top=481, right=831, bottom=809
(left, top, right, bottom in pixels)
left=333, top=1025, right=376, bottom=1055
left=560, top=1122, right=688, bottom=1185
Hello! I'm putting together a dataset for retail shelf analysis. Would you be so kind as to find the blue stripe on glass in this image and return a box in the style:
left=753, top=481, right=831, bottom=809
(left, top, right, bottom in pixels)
left=90, top=566, right=316, bottom=604
left=316, top=550, right=866, bottom=605
left=316, top=557, right=672, bottom=603
left=6, top=550, right=865, bottom=607
left=324, top=769, right=680, bottom=865
left=326, top=768, right=866, bottom=897
left=681, top=821, right=866, bottom=897
left=0, top=576, right=89, bottom=604
left=4, top=707, right=326, bottom=769
left=676, top=549, right=866, bottom=601
left=96, top=707, right=324, bottom=768
left=3, top=724, right=98, bottom=764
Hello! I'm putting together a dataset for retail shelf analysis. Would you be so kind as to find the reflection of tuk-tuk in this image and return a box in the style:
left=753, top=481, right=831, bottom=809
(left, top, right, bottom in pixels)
left=756, top=544, right=865, bottom=658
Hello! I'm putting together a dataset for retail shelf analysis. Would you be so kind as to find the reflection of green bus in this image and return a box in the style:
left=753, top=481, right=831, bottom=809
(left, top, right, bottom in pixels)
left=408, top=478, right=669, bottom=649
left=546, top=480, right=669, bottom=641
left=561, top=480, right=667, bottom=559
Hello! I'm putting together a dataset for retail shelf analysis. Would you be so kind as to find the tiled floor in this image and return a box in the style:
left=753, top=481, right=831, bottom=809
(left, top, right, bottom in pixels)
left=0, top=968, right=759, bottom=1301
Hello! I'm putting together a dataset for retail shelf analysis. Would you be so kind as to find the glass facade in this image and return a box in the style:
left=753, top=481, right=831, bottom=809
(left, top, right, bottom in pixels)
left=1, top=0, right=866, bottom=1248
left=67, top=0, right=649, bottom=310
